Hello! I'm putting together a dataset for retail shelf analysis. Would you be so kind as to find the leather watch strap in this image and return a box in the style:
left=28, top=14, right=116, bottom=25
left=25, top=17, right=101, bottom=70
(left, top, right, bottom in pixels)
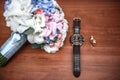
left=73, top=18, right=80, bottom=34
left=73, top=45, right=80, bottom=77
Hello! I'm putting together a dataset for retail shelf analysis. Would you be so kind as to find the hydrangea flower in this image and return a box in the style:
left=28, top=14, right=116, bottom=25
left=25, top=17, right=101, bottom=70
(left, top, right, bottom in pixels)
left=32, top=0, right=55, bottom=14
left=4, top=0, right=11, bottom=10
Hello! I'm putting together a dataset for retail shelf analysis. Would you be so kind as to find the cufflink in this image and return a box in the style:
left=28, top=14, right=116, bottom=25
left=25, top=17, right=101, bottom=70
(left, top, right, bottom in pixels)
left=90, top=35, right=96, bottom=46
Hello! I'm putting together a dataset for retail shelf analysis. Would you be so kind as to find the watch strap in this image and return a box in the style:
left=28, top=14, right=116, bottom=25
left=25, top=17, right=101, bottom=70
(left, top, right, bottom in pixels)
left=73, top=45, right=80, bottom=77
left=73, top=18, right=80, bottom=34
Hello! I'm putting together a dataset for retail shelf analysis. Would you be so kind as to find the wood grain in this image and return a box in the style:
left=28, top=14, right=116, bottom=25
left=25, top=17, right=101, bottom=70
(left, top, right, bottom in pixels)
left=0, top=0, right=120, bottom=80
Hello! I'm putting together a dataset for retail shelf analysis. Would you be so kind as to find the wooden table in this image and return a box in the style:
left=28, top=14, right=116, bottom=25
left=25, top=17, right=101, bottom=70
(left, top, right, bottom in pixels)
left=0, top=0, right=120, bottom=80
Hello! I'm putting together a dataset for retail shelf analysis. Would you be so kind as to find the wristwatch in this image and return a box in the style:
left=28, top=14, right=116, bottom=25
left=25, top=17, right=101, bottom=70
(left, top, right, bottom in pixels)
left=70, top=18, right=84, bottom=77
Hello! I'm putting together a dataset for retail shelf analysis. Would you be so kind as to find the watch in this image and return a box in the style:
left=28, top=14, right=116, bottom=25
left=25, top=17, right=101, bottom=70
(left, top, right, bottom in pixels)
left=70, top=18, right=84, bottom=77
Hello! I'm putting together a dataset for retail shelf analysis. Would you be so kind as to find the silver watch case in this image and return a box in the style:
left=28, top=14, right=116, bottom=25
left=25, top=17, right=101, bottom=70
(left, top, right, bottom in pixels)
left=70, top=34, right=84, bottom=46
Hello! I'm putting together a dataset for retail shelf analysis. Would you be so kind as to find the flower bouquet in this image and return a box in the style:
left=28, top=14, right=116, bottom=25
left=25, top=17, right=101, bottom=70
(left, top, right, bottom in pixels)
left=0, top=0, right=68, bottom=66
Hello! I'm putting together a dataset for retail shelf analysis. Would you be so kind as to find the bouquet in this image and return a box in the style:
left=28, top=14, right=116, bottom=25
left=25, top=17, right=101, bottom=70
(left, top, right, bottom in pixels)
left=4, top=0, right=68, bottom=53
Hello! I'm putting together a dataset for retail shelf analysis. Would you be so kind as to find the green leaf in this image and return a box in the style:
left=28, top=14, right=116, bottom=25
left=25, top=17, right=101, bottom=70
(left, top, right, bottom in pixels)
left=23, top=27, right=35, bottom=35
left=31, top=43, right=45, bottom=49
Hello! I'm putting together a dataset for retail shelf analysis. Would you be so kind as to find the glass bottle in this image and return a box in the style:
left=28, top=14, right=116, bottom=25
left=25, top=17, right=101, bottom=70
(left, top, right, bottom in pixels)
left=0, top=32, right=27, bottom=66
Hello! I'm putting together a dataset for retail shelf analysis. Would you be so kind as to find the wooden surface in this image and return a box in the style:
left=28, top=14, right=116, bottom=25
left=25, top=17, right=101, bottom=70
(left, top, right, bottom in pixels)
left=0, top=0, right=120, bottom=80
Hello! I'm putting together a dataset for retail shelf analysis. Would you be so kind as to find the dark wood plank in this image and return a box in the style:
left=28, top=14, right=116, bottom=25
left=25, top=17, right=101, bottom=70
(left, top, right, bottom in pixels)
left=0, top=0, right=120, bottom=80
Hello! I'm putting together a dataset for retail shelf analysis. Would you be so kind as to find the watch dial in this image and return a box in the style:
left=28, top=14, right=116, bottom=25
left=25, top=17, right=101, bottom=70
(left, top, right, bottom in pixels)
left=70, top=34, right=84, bottom=46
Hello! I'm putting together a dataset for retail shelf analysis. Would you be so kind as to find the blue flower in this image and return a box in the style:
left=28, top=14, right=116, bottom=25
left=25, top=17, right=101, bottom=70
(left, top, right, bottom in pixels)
left=32, top=0, right=55, bottom=14
left=44, top=37, right=51, bottom=44
left=4, top=0, right=11, bottom=10
left=56, top=29, right=60, bottom=34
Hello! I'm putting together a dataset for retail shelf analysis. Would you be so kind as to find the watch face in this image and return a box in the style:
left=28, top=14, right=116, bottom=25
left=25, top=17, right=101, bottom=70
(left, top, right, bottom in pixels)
left=70, top=34, right=84, bottom=46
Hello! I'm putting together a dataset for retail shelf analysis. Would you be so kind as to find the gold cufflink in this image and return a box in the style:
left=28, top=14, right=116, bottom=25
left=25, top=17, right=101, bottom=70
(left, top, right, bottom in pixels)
left=90, top=35, right=96, bottom=47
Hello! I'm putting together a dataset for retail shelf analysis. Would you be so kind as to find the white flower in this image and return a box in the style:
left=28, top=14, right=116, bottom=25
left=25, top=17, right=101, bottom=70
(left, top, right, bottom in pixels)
left=34, top=35, right=44, bottom=44
left=32, top=14, right=45, bottom=33
left=17, top=26, right=29, bottom=33
left=3, top=0, right=33, bottom=33
left=27, top=34, right=34, bottom=44
left=27, top=34, right=44, bottom=44
left=43, top=45, right=59, bottom=53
